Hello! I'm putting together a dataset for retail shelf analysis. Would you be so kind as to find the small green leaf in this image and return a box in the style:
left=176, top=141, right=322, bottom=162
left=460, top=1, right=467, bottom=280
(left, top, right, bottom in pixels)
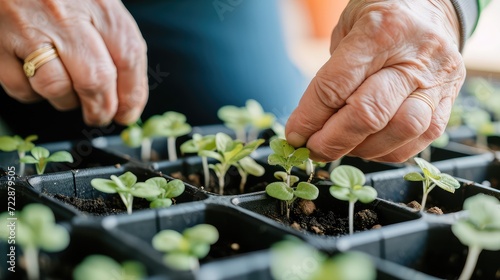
left=268, top=154, right=287, bottom=168
left=270, top=138, right=295, bottom=157
left=329, top=186, right=351, bottom=201
left=184, top=224, right=219, bottom=245
left=414, top=157, right=440, bottom=176
left=90, top=178, right=119, bottom=194
left=237, top=157, right=265, bottom=177
left=152, top=230, right=183, bottom=252
left=73, top=255, right=124, bottom=280
left=38, top=224, right=70, bottom=252
left=190, top=243, right=211, bottom=259
left=353, top=186, right=377, bottom=204
left=47, top=151, right=73, bottom=163
left=164, top=179, right=185, bottom=198
left=215, top=133, right=234, bottom=153
left=429, top=174, right=458, bottom=193
left=403, top=172, right=425, bottom=182
left=464, top=194, right=500, bottom=229
left=130, top=183, right=163, bottom=198
left=294, top=182, right=319, bottom=200
left=163, top=253, right=199, bottom=271
left=199, top=150, right=224, bottom=162
left=31, top=146, right=50, bottom=160
left=330, top=165, right=365, bottom=189
left=452, top=221, right=500, bottom=250
left=266, top=182, right=294, bottom=201
left=150, top=198, right=173, bottom=208
left=118, top=172, right=138, bottom=189
left=288, top=148, right=310, bottom=166
left=121, top=125, right=143, bottom=147
left=0, top=136, right=19, bottom=151
left=20, top=155, right=38, bottom=164
left=144, top=177, right=168, bottom=189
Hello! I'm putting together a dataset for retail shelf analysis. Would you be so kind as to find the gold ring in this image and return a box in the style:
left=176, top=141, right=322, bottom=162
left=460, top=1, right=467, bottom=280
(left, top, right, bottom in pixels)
left=408, top=91, right=435, bottom=112
left=23, top=45, right=59, bottom=78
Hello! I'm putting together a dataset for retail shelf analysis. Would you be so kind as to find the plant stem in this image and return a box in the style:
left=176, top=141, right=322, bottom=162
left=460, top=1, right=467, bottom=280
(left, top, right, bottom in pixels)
left=18, top=151, right=25, bottom=177
left=202, top=156, right=210, bottom=188
left=420, top=183, right=435, bottom=213
left=141, top=138, right=152, bottom=162
left=119, top=192, right=133, bottom=214
left=286, top=201, right=291, bottom=220
left=306, top=159, right=314, bottom=183
left=237, top=168, right=247, bottom=194
left=218, top=174, right=225, bottom=195
left=167, top=136, right=177, bottom=161
left=458, top=245, right=482, bottom=280
left=24, top=246, right=39, bottom=280
left=349, top=200, right=355, bottom=235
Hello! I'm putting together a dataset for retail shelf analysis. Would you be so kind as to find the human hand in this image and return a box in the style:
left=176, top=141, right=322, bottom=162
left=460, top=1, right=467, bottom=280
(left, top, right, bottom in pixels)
left=0, top=0, right=148, bottom=126
left=285, top=0, right=464, bottom=163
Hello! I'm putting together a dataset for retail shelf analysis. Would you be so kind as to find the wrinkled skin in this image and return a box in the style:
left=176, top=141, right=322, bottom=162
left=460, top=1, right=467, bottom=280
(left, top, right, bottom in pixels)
left=0, top=0, right=148, bottom=126
left=285, top=0, right=465, bottom=163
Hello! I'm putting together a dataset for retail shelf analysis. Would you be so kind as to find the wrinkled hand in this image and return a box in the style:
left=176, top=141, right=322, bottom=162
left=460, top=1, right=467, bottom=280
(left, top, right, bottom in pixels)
left=285, top=0, right=464, bottom=162
left=0, top=0, right=148, bottom=126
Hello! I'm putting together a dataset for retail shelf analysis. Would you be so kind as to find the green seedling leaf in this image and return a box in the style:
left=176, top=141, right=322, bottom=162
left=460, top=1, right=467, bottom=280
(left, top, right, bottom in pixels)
left=430, top=173, right=461, bottom=193
left=268, top=153, right=287, bottom=167
left=288, top=147, right=310, bottom=167
left=190, top=243, right=211, bottom=259
left=352, top=186, right=377, bottom=204
left=315, top=251, right=376, bottom=280
left=163, top=253, right=199, bottom=271
left=121, top=124, right=143, bottom=147
left=330, top=165, right=365, bottom=189
left=246, top=99, right=276, bottom=129
left=73, top=255, right=146, bottom=280
left=215, top=132, right=235, bottom=152
left=329, top=186, right=351, bottom=201
left=163, top=179, right=186, bottom=198
left=199, top=150, right=223, bottom=162
left=294, top=182, right=319, bottom=200
left=0, top=135, right=37, bottom=152
left=237, top=156, right=265, bottom=177
left=118, top=172, right=138, bottom=188
left=266, top=182, right=294, bottom=201
left=152, top=230, right=184, bottom=252
left=403, top=172, right=425, bottom=182
left=0, top=136, right=20, bottom=151
left=414, top=157, right=440, bottom=176
left=20, top=155, right=38, bottom=164
left=150, top=198, right=173, bottom=209
left=180, top=133, right=216, bottom=154
left=270, top=138, right=295, bottom=158
left=90, top=178, right=119, bottom=193
left=183, top=224, right=219, bottom=245
left=31, top=146, right=50, bottom=159
left=47, top=151, right=74, bottom=163
left=130, top=183, right=163, bottom=198
left=273, top=171, right=299, bottom=185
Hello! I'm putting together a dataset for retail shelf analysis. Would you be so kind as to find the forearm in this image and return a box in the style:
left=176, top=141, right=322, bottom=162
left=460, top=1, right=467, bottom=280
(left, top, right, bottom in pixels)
left=449, top=0, right=492, bottom=51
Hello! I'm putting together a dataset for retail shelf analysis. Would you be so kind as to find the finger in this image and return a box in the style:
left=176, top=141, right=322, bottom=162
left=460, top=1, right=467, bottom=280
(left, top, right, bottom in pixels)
left=92, top=0, right=148, bottom=125
left=285, top=12, right=396, bottom=148
left=305, top=67, right=417, bottom=162
left=348, top=89, right=439, bottom=159
left=0, top=53, right=39, bottom=103
left=21, top=43, right=78, bottom=111
left=54, top=23, right=118, bottom=126
left=369, top=96, right=454, bottom=163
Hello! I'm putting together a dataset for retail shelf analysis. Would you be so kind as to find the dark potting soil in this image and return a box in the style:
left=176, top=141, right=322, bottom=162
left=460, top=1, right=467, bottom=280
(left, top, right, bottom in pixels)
left=51, top=193, right=153, bottom=216
left=169, top=171, right=268, bottom=196
left=486, top=156, right=500, bottom=190
left=264, top=199, right=381, bottom=236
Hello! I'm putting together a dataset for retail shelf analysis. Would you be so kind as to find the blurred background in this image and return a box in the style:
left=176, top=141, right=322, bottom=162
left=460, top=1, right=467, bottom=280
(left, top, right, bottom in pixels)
left=278, top=0, right=500, bottom=80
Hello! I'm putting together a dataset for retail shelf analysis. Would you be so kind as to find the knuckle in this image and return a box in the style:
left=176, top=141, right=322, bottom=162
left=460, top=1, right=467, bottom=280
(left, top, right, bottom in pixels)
left=313, top=74, right=348, bottom=108
left=35, top=77, right=72, bottom=98
left=393, top=113, right=429, bottom=139
left=115, top=38, right=147, bottom=70
left=73, top=66, right=117, bottom=95
left=351, top=101, right=390, bottom=134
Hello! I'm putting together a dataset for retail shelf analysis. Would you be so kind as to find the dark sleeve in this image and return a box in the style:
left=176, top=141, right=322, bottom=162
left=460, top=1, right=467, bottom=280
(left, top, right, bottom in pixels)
left=448, top=0, right=480, bottom=51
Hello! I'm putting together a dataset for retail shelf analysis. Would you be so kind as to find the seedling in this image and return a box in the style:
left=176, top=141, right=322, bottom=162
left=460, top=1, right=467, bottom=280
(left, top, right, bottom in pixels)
left=0, top=204, right=70, bottom=280
left=329, top=165, right=377, bottom=235
left=452, top=194, right=500, bottom=280
left=199, top=132, right=264, bottom=194
left=152, top=224, right=219, bottom=271
left=218, top=99, right=276, bottom=143
left=90, top=171, right=163, bottom=214
left=270, top=237, right=376, bottom=280
left=134, top=177, right=185, bottom=208
left=235, top=156, right=265, bottom=193
left=20, top=146, right=73, bottom=175
left=265, top=138, right=319, bottom=219
left=121, top=111, right=192, bottom=161
left=0, top=134, right=37, bottom=176
left=403, top=157, right=460, bottom=213
left=73, top=254, right=146, bottom=280
left=180, top=133, right=216, bottom=188
left=462, top=107, right=495, bottom=150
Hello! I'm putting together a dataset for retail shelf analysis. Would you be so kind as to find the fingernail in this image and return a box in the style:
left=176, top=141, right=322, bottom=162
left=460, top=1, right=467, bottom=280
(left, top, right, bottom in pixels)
left=286, top=132, right=307, bottom=147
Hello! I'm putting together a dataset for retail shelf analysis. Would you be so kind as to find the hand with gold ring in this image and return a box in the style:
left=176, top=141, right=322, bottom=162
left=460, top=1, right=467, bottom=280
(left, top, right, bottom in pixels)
left=285, top=0, right=465, bottom=163
left=0, top=0, right=148, bottom=126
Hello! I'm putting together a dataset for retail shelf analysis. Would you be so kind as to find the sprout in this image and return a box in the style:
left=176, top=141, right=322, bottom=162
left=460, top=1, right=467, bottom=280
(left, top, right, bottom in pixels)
left=152, top=224, right=219, bottom=271
left=180, top=133, right=216, bottom=188
left=199, top=132, right=264, bottom=195
left=452, top=194, right=500, bottom=280
left=73, top=255, right=146, bottom=280
left=403, top=157, right=460, bottom=213
left=0, top=204, right=70, bottom=280
left=235, top=156, right=265, bottom=193
left=20, top=146, right=73, bottom=175
left=329, top=165, right=377, bottom=235
left=265, top=138, right=319, bottom=219
left=270, top=237, right=376, bottom=280
left=0, top=134, right=38, bottom=176
left=218, top=99, right=276, bottom=143
left=121, top=111, right=192, bottom=162
left=134, top=177, right=185, bottom=209
left=90, top=172, right=163, bottom=214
